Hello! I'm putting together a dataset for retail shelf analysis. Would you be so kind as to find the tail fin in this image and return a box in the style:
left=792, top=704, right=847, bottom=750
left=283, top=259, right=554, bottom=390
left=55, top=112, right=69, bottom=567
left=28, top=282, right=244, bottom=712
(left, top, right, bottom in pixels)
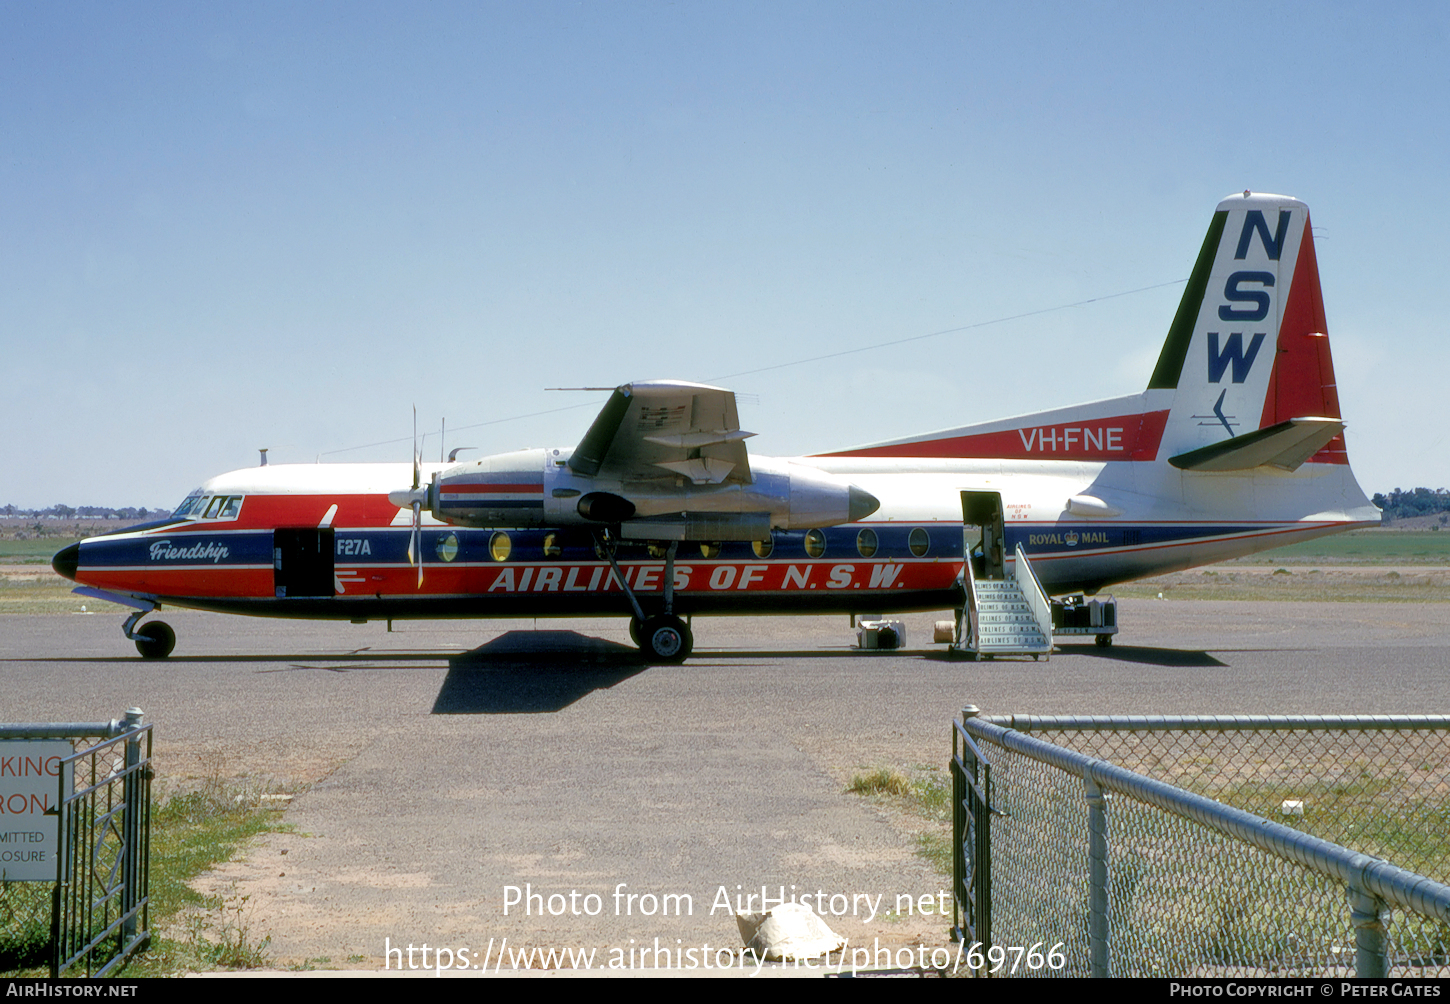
left=1151, top=191, right=1346, bottom=470
left=818, top=191, right=1348, bottom=467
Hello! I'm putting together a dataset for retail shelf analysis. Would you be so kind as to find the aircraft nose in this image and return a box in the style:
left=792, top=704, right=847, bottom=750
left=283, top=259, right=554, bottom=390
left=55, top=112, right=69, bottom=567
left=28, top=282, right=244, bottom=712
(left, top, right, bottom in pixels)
left=52, top=543, right=80, bottom=581
left=848, top=485, right=881, bottom=522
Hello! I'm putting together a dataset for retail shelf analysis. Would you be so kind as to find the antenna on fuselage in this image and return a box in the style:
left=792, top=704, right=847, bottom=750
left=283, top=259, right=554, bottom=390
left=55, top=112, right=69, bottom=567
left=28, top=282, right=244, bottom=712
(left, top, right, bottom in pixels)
left=259, top=448, right=268, bottom=467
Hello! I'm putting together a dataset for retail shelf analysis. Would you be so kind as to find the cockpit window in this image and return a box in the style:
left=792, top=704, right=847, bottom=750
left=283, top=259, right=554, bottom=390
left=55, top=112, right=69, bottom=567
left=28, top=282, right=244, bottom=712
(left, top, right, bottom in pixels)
left=176, top=493, right=244, bottom=520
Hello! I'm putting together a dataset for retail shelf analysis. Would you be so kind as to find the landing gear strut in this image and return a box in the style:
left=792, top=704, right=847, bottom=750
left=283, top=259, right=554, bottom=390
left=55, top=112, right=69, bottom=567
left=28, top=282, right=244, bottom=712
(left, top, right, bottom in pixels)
left=598, top=531, right=693, bottom=663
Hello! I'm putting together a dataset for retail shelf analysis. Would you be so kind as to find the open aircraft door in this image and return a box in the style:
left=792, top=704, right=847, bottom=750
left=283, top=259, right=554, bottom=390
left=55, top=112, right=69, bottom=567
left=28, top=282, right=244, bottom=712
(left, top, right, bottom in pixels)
left=274, top=528, right=335, bottom=598
left=961, top=491, right=1006, bottom=581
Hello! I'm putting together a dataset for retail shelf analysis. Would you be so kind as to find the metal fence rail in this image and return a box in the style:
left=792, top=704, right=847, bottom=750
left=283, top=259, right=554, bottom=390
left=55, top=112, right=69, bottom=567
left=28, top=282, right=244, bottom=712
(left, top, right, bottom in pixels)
left=952, top=712, right=1450, bottom=978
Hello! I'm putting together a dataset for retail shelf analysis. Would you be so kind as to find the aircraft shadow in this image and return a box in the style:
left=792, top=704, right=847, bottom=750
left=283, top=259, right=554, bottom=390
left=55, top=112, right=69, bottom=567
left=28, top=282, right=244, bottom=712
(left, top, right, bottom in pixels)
left=1050, top=644, right=1228, bottom=668
left=920, top=644, right=1227, bottom=668
left=1, top=652, right=461, bottom=667
left=432, top=630, right=649, bottom=714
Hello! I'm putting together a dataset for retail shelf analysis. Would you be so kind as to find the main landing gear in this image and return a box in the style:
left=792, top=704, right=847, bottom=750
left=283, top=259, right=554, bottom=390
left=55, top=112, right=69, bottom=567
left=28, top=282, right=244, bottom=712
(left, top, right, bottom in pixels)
left=598, top=531, right=693, bottom=663
left=630, top=615, right=694, bottom=663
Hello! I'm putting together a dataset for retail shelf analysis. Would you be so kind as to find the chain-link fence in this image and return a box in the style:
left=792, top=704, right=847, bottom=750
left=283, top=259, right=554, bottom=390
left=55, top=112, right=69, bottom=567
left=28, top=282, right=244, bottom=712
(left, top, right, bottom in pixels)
left=0, top=880, right=54, bottom=971
left=952, top=713, right=1450, bottom=978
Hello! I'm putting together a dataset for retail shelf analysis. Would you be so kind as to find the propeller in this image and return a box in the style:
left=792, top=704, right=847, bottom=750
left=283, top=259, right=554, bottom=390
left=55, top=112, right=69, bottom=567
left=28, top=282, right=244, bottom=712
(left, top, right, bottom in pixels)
left=388, top=407, right=427, bottom=589
left=410, top=408, right=423, bottom=588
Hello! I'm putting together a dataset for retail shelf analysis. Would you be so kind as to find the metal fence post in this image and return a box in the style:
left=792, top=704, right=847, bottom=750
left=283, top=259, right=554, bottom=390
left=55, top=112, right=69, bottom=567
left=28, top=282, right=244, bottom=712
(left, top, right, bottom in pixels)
left=1347, top=883, right=1387, bottom=978
left=1084, top=772, right=1110, bottom=978
left=121, top=708, right=143, bottom=946
left=952, top=709, right=969, bottom=944
left=954, top=706, right=993, bottom=964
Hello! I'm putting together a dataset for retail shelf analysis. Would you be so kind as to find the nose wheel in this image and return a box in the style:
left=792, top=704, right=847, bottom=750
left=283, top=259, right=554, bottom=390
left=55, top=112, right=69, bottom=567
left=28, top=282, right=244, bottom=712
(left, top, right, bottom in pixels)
left=634, top=615, right=692, bottom=663
left=133, top=620, right=176, bottom=660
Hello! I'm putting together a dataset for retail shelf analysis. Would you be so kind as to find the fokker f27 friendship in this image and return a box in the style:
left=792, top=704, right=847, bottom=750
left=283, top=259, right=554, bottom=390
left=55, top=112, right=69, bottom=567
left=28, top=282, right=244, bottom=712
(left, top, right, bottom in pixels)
left=54, top=193, right=1378, bottom=661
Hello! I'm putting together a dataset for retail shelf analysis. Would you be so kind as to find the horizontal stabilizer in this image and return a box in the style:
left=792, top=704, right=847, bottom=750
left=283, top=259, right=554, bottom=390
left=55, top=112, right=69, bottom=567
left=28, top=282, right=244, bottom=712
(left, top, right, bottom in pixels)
left=1168, top=417, right=1344, bottom=473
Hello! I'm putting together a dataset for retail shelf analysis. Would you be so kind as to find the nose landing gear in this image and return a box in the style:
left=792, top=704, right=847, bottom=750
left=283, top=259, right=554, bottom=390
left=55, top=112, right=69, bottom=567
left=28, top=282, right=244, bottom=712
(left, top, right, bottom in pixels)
left=121, top=608, right=175, bottom=659
left=133, top=621, right=176, bottom=659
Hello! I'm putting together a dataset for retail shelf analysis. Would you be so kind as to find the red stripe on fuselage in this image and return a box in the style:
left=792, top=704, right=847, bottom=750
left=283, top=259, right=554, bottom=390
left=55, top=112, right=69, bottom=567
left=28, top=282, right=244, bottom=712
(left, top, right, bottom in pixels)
left=83, top=567, right=273, bottom=598
left=821, top=410, right=1169, bottom=461
left=77, top=558, right=961, bottom=601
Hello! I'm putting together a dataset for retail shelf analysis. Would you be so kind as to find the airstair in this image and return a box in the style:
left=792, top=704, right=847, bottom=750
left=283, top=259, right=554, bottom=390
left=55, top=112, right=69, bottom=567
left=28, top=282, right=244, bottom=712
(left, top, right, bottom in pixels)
left=954, top=543, right=1053, bottom=660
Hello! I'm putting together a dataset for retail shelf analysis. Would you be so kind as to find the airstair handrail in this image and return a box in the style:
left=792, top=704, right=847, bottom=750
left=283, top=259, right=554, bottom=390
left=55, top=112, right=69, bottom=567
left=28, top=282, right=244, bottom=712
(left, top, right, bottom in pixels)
left=1013, top=543, right=1054, bottom=648
left=960, top=540, right=979, bottom=651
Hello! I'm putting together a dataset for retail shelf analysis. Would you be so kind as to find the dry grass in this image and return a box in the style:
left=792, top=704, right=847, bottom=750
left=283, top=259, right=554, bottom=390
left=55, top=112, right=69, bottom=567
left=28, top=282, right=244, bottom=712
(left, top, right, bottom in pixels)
left=1115, top=567, right=1450, bottom=603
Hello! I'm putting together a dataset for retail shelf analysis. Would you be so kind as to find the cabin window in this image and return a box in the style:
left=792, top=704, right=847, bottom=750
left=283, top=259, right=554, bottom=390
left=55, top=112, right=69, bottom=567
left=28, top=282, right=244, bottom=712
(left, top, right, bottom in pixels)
left=909, top=527, right=930, bottom=557
left=647, top=542, right=672, bottom=559
left=699, top=542, right=721, bottom=559
left=489, top=531, right=512, bottom=562
left=752, top=537, right=774, bottom=559
left=856, top=528, right=878, bottom=558
left=436, top=533, right=459, bottom=562
left=804, top=529, right=826, bottom=558
left=542, top=532, right=562, bottom=558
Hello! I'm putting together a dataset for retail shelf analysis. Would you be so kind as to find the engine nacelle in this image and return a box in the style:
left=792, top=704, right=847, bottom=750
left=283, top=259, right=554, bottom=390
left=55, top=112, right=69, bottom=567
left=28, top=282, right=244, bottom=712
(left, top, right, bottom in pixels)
left=428, top=448, right=878, bottom=537
left=431, top=449, right=549, bottom=527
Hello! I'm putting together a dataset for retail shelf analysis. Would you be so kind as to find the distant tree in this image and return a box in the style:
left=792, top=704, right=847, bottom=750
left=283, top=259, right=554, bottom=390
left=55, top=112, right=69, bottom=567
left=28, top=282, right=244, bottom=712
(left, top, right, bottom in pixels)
left=1374, top=488, right=1450, bottom=521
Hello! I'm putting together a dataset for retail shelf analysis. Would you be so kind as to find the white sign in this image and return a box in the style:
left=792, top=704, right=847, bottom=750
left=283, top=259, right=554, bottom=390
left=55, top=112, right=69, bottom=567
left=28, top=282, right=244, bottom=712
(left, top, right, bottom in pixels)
left=0, top=740, right=72, bottom=881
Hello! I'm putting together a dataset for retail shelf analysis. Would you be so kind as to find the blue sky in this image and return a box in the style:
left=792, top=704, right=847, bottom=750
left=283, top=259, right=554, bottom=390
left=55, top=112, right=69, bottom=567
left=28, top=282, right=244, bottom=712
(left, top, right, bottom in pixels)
left=3, top=2, right=1446, bottom=508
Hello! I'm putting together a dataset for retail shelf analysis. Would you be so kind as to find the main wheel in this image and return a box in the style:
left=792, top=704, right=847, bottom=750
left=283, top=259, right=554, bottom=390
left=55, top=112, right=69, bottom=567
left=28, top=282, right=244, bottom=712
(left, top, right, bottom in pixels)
left=135, top=621, right=176, bottom=659
left=629, top=617, right=643, bottom=646
left=1095, top=633, right=1113, bottom=648
left=639, top=615, right=692, bottom=663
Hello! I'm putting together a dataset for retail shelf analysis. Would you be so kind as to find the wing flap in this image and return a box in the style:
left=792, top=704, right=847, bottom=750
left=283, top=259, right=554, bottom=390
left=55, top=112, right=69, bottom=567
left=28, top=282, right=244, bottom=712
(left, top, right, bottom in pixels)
left=568, top=381, right=755, bottom=485
left=642, top=429, right=754, bottom=449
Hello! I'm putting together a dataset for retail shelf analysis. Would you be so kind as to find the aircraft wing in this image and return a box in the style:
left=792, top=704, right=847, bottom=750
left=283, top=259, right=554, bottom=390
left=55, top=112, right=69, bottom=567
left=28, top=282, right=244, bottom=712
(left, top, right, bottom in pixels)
left=566, top=381, right=756, bottom=485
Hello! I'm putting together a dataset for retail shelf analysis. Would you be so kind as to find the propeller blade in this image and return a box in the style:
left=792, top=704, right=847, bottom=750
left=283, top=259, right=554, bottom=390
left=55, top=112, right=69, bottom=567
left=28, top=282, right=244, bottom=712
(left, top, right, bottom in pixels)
left=412, top=406, right=421, bottom=491
left=412, top=500, right=423, bottom=588
left=408, top=501, right=420, bottom=564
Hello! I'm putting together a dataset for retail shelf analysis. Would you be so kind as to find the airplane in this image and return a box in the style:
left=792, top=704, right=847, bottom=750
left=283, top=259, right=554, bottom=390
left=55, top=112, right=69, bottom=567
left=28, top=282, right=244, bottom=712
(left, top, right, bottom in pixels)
left=52, top=191, right=1379, bottom=662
